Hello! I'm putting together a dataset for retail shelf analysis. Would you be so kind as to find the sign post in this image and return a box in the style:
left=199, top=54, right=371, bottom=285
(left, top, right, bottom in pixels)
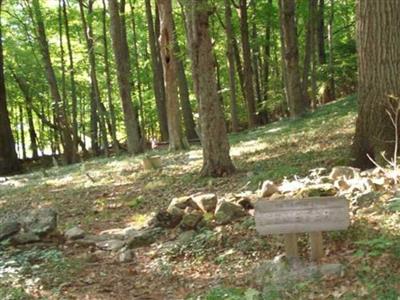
left=255, top=197, right=349, bottom=261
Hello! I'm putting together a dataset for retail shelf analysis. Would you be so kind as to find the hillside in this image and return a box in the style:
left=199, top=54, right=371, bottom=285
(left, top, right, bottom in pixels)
left=2, top=96, right=400, bottom=299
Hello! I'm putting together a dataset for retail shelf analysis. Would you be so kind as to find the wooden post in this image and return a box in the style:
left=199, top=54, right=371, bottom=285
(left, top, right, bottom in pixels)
left=284, top=233, right=299, bottom=258
left=310, top=231, right=323, bottom=261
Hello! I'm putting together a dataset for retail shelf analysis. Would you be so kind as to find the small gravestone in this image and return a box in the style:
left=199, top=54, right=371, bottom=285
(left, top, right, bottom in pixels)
left=255, top=197, right=349, bottom=261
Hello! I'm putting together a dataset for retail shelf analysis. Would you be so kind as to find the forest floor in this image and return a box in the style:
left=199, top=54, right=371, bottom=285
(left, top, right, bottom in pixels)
left=1, top=95, right=400, bottom=299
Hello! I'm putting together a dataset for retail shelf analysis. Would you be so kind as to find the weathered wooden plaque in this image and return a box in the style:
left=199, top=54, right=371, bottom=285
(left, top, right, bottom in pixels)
left=255, top=197, right=349, bottom=235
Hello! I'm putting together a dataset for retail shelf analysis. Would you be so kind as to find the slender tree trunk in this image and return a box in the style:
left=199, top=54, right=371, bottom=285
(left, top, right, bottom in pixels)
left=224, top=0, right=239, bottom=132
left=302, top=0, right=318, bottom=107
left=353, top=0, right=400, bottom=167
left=279, top=0, right=306, bottom=118
left=239, top=0, right=257, bottom=128
left=317, top=0, right=326, bottom=64
left=31, top=0, right=76, bottom=164
left=129, top=0, right=146, bottom=141
left=251, top=1, right=262, bottom=115
left=144, top=0, right=169, bottom=141
left=101, top=0, right=119, bottom=154
left=78, top=0, right=108, bottom=155
left=327, top=0, right=335, bottom=100
left=157, top=0, right=186, bottom=150
left=62, top=0, right=79, bottom=159
left=18, top=105, right=26, bottom=160
left=185, top=0, right=235, bottom=177
left=108, top=0, right=143, bottom=154
left=232, top=39, right=246, bottom=102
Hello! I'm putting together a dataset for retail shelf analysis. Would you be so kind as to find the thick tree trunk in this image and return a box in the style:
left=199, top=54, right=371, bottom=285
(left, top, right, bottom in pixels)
left=279, top=0, right=306, bottom=118
left=144, top=0, right=169, bottom=141
left=108, top=0, right=143, bottom=154
left=239, top=0, right=257, bottom=128
left=185, top=0, right=235, bottom=177
left=157, top=0, right=186, bottom=150
left=224, top=0, right=239, bottom=132
left=353, top=0, right=400, bottom=167
left=31, top=0, right=76, bottom=164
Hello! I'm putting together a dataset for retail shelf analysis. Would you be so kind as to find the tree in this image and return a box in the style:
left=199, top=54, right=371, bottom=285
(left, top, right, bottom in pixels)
left=353, top=0, right=400, bottom=167
left=0, top=0, right=19, bottom=175
left=279, top=0, right=307, bottom=118
left=185, top=0, right=235, bottom=177
left=157, top=0, right=186, bottom=150
left=108, top=0, right=142, bottom=154
left=31, top=0, right=77, bottom=163
left=145, top=0, right=169, bottom=141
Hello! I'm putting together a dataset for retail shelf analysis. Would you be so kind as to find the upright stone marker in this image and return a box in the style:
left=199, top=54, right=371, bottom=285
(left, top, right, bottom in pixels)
left=255, top=197, right=349, bottom=261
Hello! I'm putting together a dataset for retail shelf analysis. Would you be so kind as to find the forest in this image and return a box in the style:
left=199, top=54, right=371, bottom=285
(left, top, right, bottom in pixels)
left=0, top=0, right=399, bottom=299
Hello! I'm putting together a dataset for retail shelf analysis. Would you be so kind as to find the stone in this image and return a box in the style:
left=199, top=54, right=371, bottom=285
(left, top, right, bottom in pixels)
left=168, top=196, right=199, bottom=211
left=352, top=192, right=378, bottom=209
left=99, top=227, right=138, bottom=240
left=179, top=211, right=203, bottom=230
left=11, top=232, right=40, bottom=244
left=96, top=239, right=126, bottom=251
left=301, top=183, right=337, bottom=197
left=149, top=209, right=183, bottom=228
left=176, top=230, right=196, bottom=244
left=0, top=221, right=20, bottom=241
left=118, top=248, right=135, bottom=263
left=20, top=208, right=57, bottom=236
left=126, top=227, right=163, bottom=249
left=215, top=201, right=247, bottom=225
left=64, top=226, right=85, bottom=240
left=329, top=166, right=360, bottom=180
left=192, top=193, right=218, bottom=213
left=259, top=180, right=279, bottom=197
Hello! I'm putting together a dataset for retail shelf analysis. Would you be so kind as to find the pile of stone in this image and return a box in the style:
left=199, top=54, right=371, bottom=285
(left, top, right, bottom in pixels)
left=148, top=192, right=252, bottom=231
left=0, top=208, right=57, bottom=245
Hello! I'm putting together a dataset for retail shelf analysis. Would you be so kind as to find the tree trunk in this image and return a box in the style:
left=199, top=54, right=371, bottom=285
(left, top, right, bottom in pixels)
left=327, top=0, right=335, bottom=100
left=353, top=0, right=400, bottom=168
left=185, top=0, right=235, bottom=177
left=101, top=0, right=119, bottom=154
left=317, top=0, right=326, bottom=64
left=62, top=0, right=79, bottom=160
left=78, top=0, right=108, bottom=155
left=279, top=0, right=306, bottom=118
left=31, top=0, right=76, bottom=164
left=224, top=0, right=239, bottom=132
left=108, top=0, right=143, bottom=154
left=239, top=0, right=257, bottom=128
left=144, top=0, right=169, bottom=141
left=18, top=105, right=27, bottom=160
left=157, top=0, right=186, bottom=150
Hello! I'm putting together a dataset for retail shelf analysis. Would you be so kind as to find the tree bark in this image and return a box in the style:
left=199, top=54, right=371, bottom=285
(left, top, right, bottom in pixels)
left=279, top=0, right=306, bottom=118
left=185, top=0, right=235, bottom=177
left=327, top=0, right=335, bottom=100
left=144, top=0, right=169, bottom=141
left=317, top=0, right=326, bottom=64
left=108, top=0, right=143, bottom=154
left=353, top=0, right=400, bottom=167
left=157, top=0, right=186, bottom=150
left=238, top=0, right=257, bottom=128
left=224, top=0, right=239, bottom=132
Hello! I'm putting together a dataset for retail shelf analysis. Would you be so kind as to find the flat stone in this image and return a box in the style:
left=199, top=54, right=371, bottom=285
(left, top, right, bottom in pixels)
left=11, top=232, right=40, bottom=244
left=0, top=221, right=20, bottom=241
left=168, top=196, right=199, bottom=211
left=99, top=227, right=139, bottom=240
left=126, top=227, right=163, bottom=249
left=118, top=248, right=135, bottom=263
left=64, top=226, right=85, bottom=240
left=215, top=201, right=247, bottom=225
left=96, top=239, right=126, bottom=251
left=329, top=166, right=360, bottom=180
left=192, top=193, right=218, bottom=213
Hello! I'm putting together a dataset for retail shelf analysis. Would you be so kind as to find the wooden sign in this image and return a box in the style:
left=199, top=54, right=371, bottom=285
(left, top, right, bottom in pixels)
left=255, top=197, right=349, bottom=235
left=255, top=197, right=349, bottom=261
